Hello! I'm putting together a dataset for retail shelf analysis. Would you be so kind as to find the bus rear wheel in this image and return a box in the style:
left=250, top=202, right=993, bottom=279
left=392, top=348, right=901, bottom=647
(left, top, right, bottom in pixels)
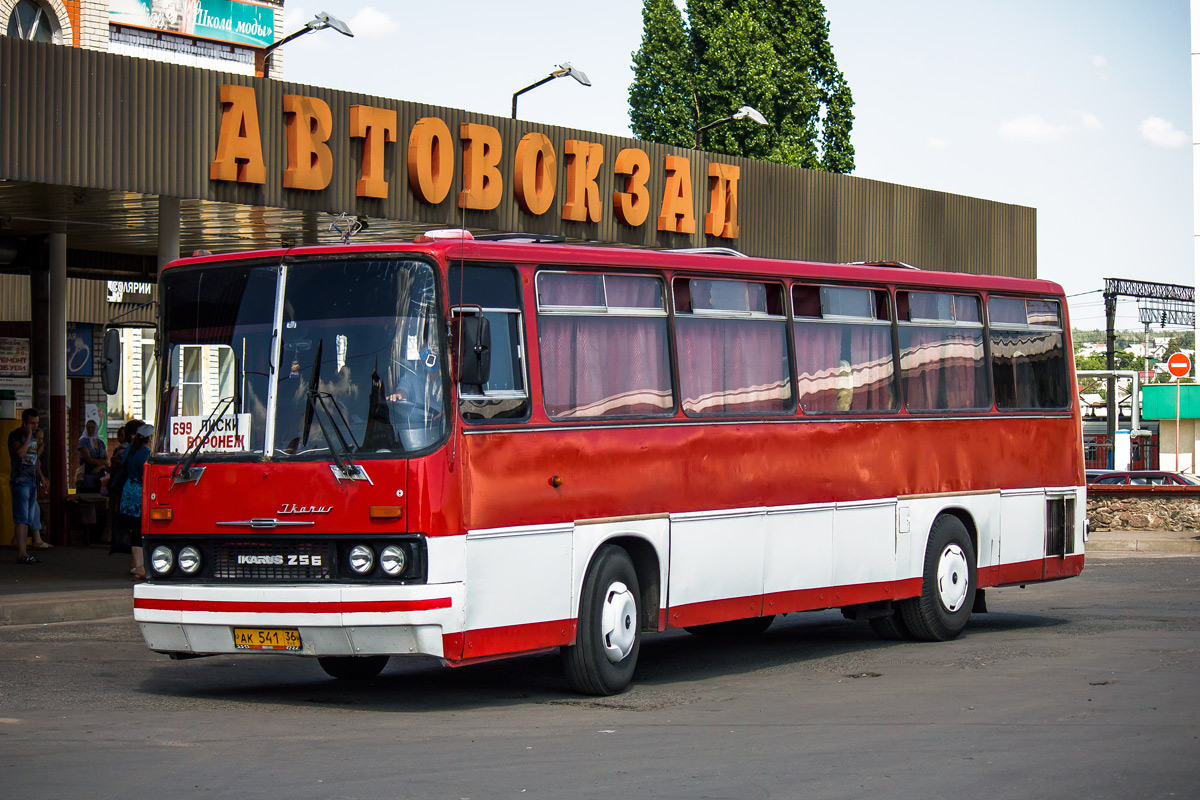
left=317, top=655, right=390, bottom=680
left=562, top=544, right=641, bottom=696
left=899, top=515, right=977, bottom=642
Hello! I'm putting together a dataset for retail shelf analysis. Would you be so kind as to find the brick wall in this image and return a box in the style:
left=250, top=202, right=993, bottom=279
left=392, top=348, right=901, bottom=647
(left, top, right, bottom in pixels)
left=77, top=0, right=109, bottom=51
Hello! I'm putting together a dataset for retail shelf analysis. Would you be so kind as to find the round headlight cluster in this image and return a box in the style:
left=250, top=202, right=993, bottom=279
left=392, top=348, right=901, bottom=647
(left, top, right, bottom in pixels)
left=178, top=546, right=202, bottom=574
left=149, top=544, right=203, bottom=577
left=380, top=545, right=407, bottom=576
left=150, top=545, right=174, bottom=575
left=348, top=544, right=375, bottom=575
left=345, top=543, right=409, bottom=578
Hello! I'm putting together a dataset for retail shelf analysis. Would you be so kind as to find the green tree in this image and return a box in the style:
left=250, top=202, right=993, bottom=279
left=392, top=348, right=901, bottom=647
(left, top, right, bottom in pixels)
left=628, top=0, right=697, bottom=149
left=1076, top=349, right=1143, bottom=397
left=629, top=0, right=855, bottom=172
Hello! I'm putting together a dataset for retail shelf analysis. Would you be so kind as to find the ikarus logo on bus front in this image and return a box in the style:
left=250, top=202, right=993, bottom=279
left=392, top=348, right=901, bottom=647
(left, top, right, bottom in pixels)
left=277, top=504, right=333, bottom=515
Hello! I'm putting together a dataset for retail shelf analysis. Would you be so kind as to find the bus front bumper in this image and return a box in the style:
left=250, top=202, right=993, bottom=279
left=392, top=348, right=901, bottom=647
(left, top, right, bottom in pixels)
left=133, top=582, right=464, bottom=659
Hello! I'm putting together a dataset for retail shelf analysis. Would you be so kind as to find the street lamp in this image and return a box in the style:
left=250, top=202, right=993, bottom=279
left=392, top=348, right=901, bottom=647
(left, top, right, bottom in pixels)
left=511, top=63, right=591, bottom=119
left=262, top=11, right=353, bottom=63
left=694, top=105, right=769, bottom=149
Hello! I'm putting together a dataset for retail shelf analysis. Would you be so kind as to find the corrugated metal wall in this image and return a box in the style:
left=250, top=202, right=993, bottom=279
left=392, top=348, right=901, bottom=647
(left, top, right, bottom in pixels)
left=0, top=37, right=1036, bottom=278
left=0, top=274, right=156, bottom=324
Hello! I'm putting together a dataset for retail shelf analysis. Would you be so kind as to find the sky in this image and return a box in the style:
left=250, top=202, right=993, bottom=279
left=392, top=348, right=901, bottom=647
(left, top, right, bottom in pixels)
left=280, top=0, right=1193, bottom=332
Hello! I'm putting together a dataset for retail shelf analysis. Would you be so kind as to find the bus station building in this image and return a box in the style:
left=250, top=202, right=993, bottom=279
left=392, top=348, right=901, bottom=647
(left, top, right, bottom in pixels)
left=0, top=1, right=1038, bottom=541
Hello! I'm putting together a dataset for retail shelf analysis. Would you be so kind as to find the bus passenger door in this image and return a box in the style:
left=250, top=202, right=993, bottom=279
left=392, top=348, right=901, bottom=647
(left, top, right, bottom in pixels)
left=666, top=508, right=767, bottom=628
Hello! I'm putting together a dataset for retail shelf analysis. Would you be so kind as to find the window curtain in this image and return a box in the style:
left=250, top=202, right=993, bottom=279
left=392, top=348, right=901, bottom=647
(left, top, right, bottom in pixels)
left=900, top=327, right=988, bottom=410
left=538, top=276, right=671, bottom=418
left=676, top=318, right=790, bottom=414
left=795, top=322, right=896, bottom=413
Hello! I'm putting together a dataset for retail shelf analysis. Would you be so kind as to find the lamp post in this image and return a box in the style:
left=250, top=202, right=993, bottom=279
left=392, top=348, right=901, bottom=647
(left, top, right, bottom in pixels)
left=262, top=12, right=354, bottom=72
left=694, top=105, right=768, bottom=149
left=511, top=63, right=591, bottom=119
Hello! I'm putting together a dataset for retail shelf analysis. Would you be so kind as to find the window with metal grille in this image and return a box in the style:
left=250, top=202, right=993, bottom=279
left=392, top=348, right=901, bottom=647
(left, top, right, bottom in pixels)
left=1046, top=497, right=1076, bottom=557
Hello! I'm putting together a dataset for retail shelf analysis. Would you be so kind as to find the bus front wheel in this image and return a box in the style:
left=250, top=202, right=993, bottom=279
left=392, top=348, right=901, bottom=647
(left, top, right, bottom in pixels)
left=562, top=545, right=641, bottom=696
left=317, top=655, right=390, bottom=680
left=899, top=515, right=977, bottom=642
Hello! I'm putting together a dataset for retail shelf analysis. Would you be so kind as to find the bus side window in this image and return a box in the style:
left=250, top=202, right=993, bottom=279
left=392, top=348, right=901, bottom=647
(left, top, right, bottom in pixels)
left=449, top=264, right=529, bottom=422
left=536, top=271, right=673, bottom=419
left=675, top=277, right=793, bottom=415
left=793, top=284, right=897, bottom=414
left=898, top=291, right=990, bottom=412
left=988, top=296, right=1070, bottom=411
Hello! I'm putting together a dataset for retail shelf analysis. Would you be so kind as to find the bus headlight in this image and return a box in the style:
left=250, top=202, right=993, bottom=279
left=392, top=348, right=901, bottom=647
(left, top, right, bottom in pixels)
left=380, top=545, right=407, bottom=576
left=150, top=546, right=174, bottom=576
left=348, top=544, right=375, bottom=575
left=178, top=546, right=202, bottom=575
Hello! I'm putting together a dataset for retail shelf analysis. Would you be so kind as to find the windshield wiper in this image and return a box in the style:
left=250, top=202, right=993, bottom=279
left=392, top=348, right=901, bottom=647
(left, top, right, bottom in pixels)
left=173, top=395, right=235, bottom=483
left=307, top=388, right=364, bottom=480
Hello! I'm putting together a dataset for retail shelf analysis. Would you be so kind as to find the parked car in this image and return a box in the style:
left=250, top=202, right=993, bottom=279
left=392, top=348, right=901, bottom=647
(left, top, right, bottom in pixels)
left=1088, top=470, right=1200, bottom=486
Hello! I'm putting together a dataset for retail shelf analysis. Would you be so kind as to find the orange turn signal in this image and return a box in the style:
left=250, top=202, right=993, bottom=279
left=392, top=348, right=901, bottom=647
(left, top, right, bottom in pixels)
left=148, top=508, right=173, bottom=521
left=368, top=505, right=404, bottom=520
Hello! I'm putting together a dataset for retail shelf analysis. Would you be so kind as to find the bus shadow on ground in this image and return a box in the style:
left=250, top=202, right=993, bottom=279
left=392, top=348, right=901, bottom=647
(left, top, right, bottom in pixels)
left=138, top=608, right=1071, bottom=711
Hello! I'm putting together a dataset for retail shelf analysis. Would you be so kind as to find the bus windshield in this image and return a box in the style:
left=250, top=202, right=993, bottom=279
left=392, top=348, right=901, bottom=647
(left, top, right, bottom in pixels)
left=158, top=257, right=446, bottom=460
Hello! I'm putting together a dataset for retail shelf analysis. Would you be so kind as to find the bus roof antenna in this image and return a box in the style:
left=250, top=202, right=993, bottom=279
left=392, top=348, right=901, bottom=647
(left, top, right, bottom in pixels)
left=326, top=212, right=362, bottom=244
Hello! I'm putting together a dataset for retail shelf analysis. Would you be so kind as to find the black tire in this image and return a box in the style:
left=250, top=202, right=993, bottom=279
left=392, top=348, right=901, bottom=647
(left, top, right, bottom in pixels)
left=899, top=514, right=977, bottom=642
left=868, top=610, right=913, bottom=641
left=685, top=615, right=775, bottom=637
left=317, top=655, right=390, bottom=680
left=562, top=545, right=641, bottom=696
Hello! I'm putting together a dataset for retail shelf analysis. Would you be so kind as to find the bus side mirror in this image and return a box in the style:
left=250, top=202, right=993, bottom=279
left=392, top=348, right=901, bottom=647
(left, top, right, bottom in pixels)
left=453, top=314, right=491, bottom=386
left=100, top=328, right=121, bottom=395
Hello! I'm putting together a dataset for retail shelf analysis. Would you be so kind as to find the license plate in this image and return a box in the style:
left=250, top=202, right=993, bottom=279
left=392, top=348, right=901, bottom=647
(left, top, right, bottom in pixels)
left=232, top=627, right=302, bottom=651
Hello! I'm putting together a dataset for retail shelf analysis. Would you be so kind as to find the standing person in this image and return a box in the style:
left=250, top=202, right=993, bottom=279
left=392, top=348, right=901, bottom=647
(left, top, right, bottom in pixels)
left=8, top=408, right=51, bottom=563
left=99, top=423, right=127, bottom=544
left=113, top=421, right=152, bottom=581
left=76, top=419, right=109, bottom=492
left=107, top=422, right=134, bottom=563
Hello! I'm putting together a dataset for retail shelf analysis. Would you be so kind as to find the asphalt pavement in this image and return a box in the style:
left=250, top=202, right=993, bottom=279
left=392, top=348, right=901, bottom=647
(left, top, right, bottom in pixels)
left=1, top=527, right=1196, bottom=626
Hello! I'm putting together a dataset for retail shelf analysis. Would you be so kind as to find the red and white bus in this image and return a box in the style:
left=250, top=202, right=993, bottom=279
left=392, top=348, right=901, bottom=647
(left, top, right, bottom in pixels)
left=129, top=234, right=1085, bottom=694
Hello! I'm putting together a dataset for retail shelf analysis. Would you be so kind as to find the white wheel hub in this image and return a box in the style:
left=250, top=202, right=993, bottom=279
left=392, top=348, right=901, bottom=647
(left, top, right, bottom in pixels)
left=600, top=580, right=637, bottom=663
left=936, top=544, right=970, bottom=612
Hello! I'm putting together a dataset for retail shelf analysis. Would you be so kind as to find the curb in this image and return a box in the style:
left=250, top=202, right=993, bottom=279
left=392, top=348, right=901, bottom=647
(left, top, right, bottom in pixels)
left=0, top=590, right=132, bottom=626
left=1087, top=536, right=1200, bottom=554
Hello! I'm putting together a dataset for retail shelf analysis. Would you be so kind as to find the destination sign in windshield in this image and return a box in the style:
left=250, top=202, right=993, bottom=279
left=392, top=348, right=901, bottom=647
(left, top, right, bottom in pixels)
left=168, top=414, right=252, bottom=453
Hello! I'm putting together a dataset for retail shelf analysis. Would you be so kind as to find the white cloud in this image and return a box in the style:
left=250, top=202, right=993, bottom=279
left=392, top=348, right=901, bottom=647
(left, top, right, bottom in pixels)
left=1080, top=112, right=1103, bottom=131
left=927, top=136, right=952, bottom=150
left=1138, top=116, right=1189, bottom=148
left=282, top=6, right=311, bottom=30
left=1092, top=54, right=1107, bottom=69
left=997, top=114, right=1070, bottom=143
left=350, top=7, right=398, bottom=38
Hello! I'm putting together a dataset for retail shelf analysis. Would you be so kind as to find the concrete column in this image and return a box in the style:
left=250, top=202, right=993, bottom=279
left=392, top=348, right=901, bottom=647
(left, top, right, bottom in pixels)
left=158, top=196, right=181, bottom=272
left=48, top=232, right=67, bottom=543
